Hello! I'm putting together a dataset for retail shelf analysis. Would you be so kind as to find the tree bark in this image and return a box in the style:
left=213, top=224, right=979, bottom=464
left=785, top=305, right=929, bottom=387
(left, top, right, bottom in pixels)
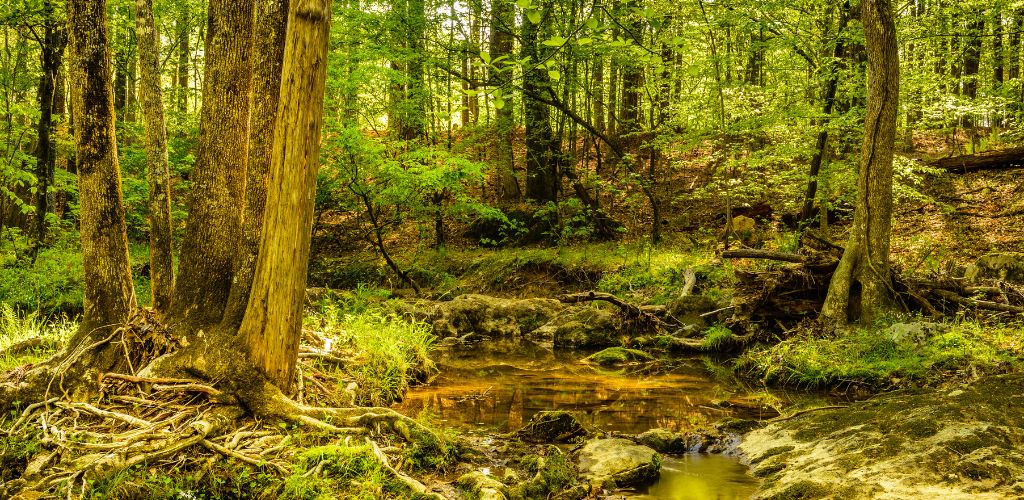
left=821, top=0, right=898, bottom=325
left=619, top=0, right=644, bottom=138
left=522, top=0, right=558, bottom=203
left=240, top=0, right=332, bottom=389
left=67, top=0, right=138, bottom=335
left=221, top=0, right=289, bottom=330
left=134, top=0, right=175, bottom=315
left=171, top=0, right=255, bottom=332
left=30, top=0, right=66, bottom=256
left=176, top=3, right=190, bottom=115
left=489, top=0, right=520, bottom=203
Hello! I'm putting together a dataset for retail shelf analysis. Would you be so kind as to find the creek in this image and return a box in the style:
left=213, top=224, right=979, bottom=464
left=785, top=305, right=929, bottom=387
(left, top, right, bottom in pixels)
left=395, top=340, right=797, bottom=499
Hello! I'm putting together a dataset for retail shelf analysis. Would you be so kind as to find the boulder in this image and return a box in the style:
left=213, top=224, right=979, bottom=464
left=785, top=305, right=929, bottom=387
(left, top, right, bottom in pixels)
left=667, top=294, right=719, bottom=327
left=536, top=307, right=620, bottom=348
left=513, top=411, right=589, bottom=443
left=965, top=252, right=1024, bottom=283
left=417, top=294, right=564, bottom=339
left=576, top=438, right=661, bottom=489
left=884, top=322, right=951, bottom=347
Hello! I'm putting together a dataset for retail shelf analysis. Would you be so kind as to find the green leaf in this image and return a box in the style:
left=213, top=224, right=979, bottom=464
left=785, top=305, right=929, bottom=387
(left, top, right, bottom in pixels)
left=585, top=18, right=599, bottom=30
left=481, top=52, right=491, bottom=65
left=548, top=70, right=561, bottom=81
left=516, top=0, right=531, bottom=8
left=527, top=10, right=542, bottom=24
left=542, top=36, right=566, bottom=47
left=577, top=37, right=593, bottom=45
left=494, top=98, right=506, bottom=110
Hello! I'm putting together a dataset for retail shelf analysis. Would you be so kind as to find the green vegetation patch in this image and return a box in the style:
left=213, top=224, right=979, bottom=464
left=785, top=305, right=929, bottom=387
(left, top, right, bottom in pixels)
left=739, top=320, right=1024, bottom=388
left=0, top=304, right=76, bottom=372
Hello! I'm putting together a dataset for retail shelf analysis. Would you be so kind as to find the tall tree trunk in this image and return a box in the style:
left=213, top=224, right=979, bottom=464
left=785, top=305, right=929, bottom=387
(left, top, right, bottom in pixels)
left=241, top=0, right=332, bottom=389
left=31, top=1, right=66, bottom=256
left=522, top=0, right=558, bottom=203
left=489, top=0, right=520, bottom=203
left=821, top=0, right=898, bottom=326
left=402, top=0, right=426, bottom=140
left=67, top=0, right=138, bottom=336
left=1009, top=12, right=1022, bottom=81
left=176, top=3, right=190, bottom=115
left=171, top=0, right=255, bottom=332
left=994, top=6, right=1004, bottom=86
left=962, top=11, right=983, bottom=128
left=619, top=0, right=644, bottom=139
left=135, top=0, right=175, bottom=315
left=222, top=0, right=290, bottom=330
left=800, top=2, right=849, bottom=222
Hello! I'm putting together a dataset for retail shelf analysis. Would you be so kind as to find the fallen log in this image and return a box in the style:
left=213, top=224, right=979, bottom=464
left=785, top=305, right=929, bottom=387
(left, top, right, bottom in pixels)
left=721, top=249, right=807, bottom=263
left=927, top=147, right=1024, bottom=173
left=932, top=289, right=1024, bottom=314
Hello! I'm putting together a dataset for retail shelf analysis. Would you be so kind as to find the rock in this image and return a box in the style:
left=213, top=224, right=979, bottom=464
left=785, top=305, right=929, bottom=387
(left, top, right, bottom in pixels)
left=576, top=438, right=661, bottom=489
left=667, top=294, right=718, bottom=327
left=740, top=373, right=1024, bottom=499
left=457, top=471, right=508, bottom=500
left=635, top=429, right=689, bottom=454
left=416, top=294, right=564, bottom=339
left=513, top=411, right=589, bottom=443
left=538, top=307, right=620, bottom=348
left=965, top=252, right=1024, bottom=283
left=583, top=347, right=652, bottom=367
left=884, top=322, right=951, bottom=346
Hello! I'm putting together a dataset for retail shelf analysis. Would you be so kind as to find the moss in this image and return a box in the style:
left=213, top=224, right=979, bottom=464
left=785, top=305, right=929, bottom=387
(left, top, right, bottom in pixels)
left=765, top=480, right=833, bottom=499
left=584, top=347, right=652, bottom=367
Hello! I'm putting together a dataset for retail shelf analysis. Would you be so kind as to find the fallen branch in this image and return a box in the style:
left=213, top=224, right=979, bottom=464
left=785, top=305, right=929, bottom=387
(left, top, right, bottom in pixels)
left=558, top=291, right=645, bottom=317
left=933, top=289, right=1024, bottom=314
left=721, top=249, right=807, bottom=263
left=927, top=147, right=1024, bottom=173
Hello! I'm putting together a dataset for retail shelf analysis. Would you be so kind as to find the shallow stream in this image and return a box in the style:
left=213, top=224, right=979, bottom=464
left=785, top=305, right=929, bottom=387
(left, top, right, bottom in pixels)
left=395, top=340, right=797, bottom=499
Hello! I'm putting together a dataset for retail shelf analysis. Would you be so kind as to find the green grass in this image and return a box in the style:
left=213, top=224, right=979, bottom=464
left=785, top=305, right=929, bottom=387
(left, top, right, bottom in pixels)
left=0, top=304, right=76, bottom=372
left=739, top=320, right=1024, bottom=388
left=307, top=299, right=435, bottom=406
left=701, top=325, right=735, bottom=351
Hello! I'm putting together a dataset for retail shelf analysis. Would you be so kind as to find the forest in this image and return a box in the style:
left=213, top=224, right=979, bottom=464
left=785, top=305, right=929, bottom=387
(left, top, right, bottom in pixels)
left=1, top=0, right=1024, bottom=498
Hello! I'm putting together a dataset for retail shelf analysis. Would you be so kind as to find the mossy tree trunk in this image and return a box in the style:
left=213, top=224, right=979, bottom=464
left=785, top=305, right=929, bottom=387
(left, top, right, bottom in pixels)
left=67, top=0, right=138, bottom=338
left=239, top=0, right=332, bottom=390
left=522, top=0, right=558, bottom=203
left=171, top=0, right=255, bottom=333
left=222, top=0, right=290, bottom=330
left=820, top=0, right=898, bottom=326
left=134, top=0, right=175, bottom=316
left=489, top=0, right=521, bottom=203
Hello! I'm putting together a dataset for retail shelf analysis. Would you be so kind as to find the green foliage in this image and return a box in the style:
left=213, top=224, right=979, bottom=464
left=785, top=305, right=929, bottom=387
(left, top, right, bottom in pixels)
left=701, top=325, right=735, bottom=351
left=308, top=301, right=435, bottom=406
left=282, top=444, right=395, bottom=500
left=0, top=231, right=84, bottom=314
left=0, top=303, right=75, bottom=372
left=739, top=321, right=1024, bottom=388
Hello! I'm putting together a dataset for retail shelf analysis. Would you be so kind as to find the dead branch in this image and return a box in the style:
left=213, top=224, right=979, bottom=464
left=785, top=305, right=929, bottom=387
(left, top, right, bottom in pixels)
left=927, top=147, right=1024, bottom=173
left=932, top=289, right=1024, bottom=314
left=721, top=249, right=807, bottom=263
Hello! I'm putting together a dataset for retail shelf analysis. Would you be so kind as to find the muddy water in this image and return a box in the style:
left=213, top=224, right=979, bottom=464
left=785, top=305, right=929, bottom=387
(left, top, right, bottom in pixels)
left=396, top=340, right=784, bottom=499
left=398, top=340, right=782, bottom=433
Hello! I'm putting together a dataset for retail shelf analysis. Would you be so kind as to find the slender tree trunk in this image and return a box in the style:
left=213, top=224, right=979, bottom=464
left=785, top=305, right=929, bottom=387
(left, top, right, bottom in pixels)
left=222, top=0, right=290, bottom=330
left=135, top=0, right=175, bottom=315
left=402, top=0, right=426, bottom=140
left=619, top=0, right=644, bottom=139
left=241, top=0, right=332, bottom=389
left=821, top=0, right=898, bottom=326
left=800, top=2, right=849, bottom=222
left=962, top=11, right=983, bottom=128
left=489, top=0, right=520, bottom=202
left=994, top=6, right=1004, bottom=86
left=30, top=1, right=66, bottom=256
left=176, top=4, right=190, bottom=115
left=171, top=0, right=255, bottom=332
left=1009, top=12, right=1022, bottom=81
left=67, top=0, right=138, bottom=336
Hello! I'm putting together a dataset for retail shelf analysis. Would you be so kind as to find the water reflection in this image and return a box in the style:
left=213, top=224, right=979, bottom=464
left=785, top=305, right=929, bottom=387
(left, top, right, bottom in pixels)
left=396, top=341, right=780, bottom=434
left=637, top=455, right=760, bottom=500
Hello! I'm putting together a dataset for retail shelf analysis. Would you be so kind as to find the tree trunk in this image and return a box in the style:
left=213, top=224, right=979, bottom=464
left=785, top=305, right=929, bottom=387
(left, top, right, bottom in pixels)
left=800, top=2, right=849, bottom=222
left=222, top=0, right=290, bottom=330
left=402, top=0, right=426, bottom=140
left=176, top=4, right=190, bottom=115
left=619, top=0, right=644, bottom=139
left=30, top=1, right=66, bottom=256
left=489, top=0, right=520, bottom=203
left=134, top=0, right=175, bottom=315
left=67, top=0, right=138, bottom=336
left=171, top=0, right=255, bottom=332
left=522, top=0, right=558, bottom=203
left=1009, top=12, right=1022, bottom=81
left=962, top=11, right=983, bottom=128
left=821, top=0, right=898, bottom=326
left=994, top=6, right=1004, bottom=86
left=240, top=0, right=332, bottom=389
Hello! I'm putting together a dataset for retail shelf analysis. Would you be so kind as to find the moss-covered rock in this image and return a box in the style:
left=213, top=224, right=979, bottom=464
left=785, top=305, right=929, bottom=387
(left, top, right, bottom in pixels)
left=409, top=294, right=564, bottom=340
left=740, top=374, right=1024, bottom=499
left=457, top=470, right=508, bottom=500
left=512, top=411, right=589, bottom=443
left=541, top=307, right=620, bottom=348
left=583, top=347, right=652, bottom=367
left=576, top=438, right=661, bottom=490
left=667, top=294, right=719, bottom=326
